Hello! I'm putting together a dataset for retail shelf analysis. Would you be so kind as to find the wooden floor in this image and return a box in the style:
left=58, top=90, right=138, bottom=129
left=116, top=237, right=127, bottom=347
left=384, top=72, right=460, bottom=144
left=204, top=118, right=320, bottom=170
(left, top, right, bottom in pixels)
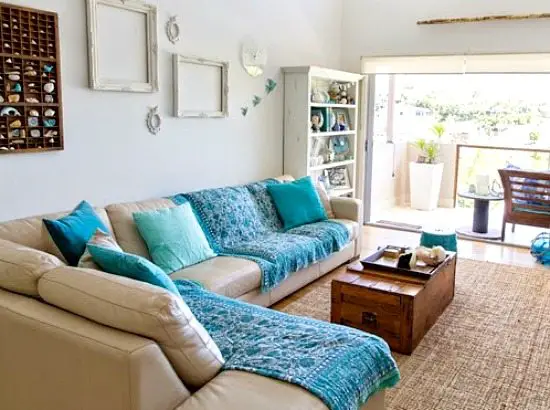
left=363, top=225, right=539, bottom=268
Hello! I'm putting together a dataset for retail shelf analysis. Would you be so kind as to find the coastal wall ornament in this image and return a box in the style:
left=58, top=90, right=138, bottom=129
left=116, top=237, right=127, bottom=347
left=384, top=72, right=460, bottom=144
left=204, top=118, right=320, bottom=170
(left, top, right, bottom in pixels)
left=173, top=54, right=229, bottom=118
left=86, top=0, right=159, bottom=93
left=165, top=15, right=180, bottom=44
left=241, top=41, right=267, bottom=77
left=146, top=105, right=161, bottom=134
left=240, top=78, right=277, bottom=117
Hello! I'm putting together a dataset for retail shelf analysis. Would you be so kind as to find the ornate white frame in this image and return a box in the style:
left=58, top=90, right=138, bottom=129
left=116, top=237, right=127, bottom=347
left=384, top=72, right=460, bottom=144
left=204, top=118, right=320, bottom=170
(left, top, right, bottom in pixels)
left=165, top=16, right=180, bottom=45
left=146, top=105, right=161, bottom=134
left=173, top=54, right=229, bottom=118
left=86, top=0, right=159, bottom=93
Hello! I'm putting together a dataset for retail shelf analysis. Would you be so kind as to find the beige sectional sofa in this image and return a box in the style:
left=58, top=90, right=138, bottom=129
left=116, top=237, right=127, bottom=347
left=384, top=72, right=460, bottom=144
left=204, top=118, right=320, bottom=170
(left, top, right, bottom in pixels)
left=0, top=177, right=387, bottom=410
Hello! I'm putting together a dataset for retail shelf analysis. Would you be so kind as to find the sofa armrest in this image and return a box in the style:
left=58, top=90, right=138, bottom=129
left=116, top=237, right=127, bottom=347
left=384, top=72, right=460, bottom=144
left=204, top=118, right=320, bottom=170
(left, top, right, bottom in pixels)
left=330, top=198, right=363, bottom=224
left=0, top=288, right=190, bottom=410
left=0, top=238, right=64, bottom=297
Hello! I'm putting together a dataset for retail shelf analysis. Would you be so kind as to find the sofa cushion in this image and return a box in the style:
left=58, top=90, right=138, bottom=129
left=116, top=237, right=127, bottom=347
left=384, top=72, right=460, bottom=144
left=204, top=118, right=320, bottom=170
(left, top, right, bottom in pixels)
left=87, top=244, right=180, bottom=295
left=106, top=198, right=175, bottom=259
left=78, top=229, right=122, bottom=269
left=0, top=209, right=113, bottom=257
left=331, top=219, right=360, bottom=242
left=171, top=256, right=261, bottom=298
left=43, top=201, right=109, bottom=266
left=0, top=238, right=64, bottom=296
left=38, top=266, right=224, bottom=389
left=133, top=203, right=216, bottom=273
left=267, top=176, right=327, bottom=230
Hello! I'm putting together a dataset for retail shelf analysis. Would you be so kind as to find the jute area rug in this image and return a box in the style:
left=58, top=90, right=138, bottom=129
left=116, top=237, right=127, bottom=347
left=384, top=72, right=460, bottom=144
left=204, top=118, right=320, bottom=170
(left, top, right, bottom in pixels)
left=273, top=259, right=550, bottom=410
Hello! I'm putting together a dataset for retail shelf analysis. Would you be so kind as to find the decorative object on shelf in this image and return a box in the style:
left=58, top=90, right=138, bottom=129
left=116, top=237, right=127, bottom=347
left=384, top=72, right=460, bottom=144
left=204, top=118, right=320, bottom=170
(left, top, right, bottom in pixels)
left=0, top=107, right=21, bottom=116
left=44, top=81, right=55, bottom=93
left=417, top=13, right=550, bottom=25
left=25, top=97, right=39, bottom=103
left=44, top=95, right=54, bottom=103
left=44, top=64, right=54, bottom=73
left=86, top=0, right=159, bottom=93
left=44, top=109, right=55, bottom=117
left=330, top=135, right=350, bottom=161
left=324, top=166, right=351, bottom=190
left=30, top=129, right=41, bottom=138
left=173, top=54, right=229, bottom=118
left=28, top=109, right=39, bottom=117
left=8, top=73, right=20, bottom=81
left=28, top=117, right=39, bottom=127
left=8, top=95, right=20, bottom=103
left=310, top=109, right=324, bottom=133
left=165, top=15, right=180, bottom=45
left=44, top=119, right=56, bottom=127
left=12, top=83, right=22, bottom=92
left=333, top=108, right=350, bottom=131
left=329, top=82, right=352, bottom=104
left=146, top=105, right=161, bottom=135
left=241, top=40, right=267, bottom=77
left=10, top=120, right=22, bottom=128
left=311, top=89, right=329, bottom=103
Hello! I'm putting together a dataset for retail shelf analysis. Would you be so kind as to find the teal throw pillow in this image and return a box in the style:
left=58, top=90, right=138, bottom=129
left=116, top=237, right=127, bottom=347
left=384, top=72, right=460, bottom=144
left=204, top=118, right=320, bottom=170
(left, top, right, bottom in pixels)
left=267, top=176, right=328, bottom=230
left=43, top=200, right=109, bottom=266
left=87, top=244, right=179, bottom=295
left=133, top=203, right=216, bottom=274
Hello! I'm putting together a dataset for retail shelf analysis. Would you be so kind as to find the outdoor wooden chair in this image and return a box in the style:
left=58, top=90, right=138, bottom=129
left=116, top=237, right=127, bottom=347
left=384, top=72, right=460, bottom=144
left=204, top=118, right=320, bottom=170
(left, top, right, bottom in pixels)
left=498, top=169, right=550, bottom=241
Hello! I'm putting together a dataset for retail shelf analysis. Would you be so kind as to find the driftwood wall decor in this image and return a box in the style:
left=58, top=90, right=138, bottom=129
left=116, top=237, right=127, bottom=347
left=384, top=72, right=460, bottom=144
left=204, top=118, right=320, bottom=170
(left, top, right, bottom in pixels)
left=418, top=13, right=550, bottom=25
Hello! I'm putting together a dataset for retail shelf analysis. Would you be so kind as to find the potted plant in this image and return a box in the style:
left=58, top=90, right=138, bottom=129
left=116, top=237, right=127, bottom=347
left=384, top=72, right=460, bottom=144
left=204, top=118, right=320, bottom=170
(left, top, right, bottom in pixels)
left=409, top=124, right=445, bottom=211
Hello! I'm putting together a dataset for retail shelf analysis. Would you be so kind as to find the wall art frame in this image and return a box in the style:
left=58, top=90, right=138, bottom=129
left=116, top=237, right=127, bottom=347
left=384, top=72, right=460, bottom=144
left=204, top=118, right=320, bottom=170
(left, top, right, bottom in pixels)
left=146, top=105, right=161, bottom=135
left=165, top=15, right=180, bottom=44
left=172, top=54, right=229, bottom=118
left=86, top=0, right=159, bottom=93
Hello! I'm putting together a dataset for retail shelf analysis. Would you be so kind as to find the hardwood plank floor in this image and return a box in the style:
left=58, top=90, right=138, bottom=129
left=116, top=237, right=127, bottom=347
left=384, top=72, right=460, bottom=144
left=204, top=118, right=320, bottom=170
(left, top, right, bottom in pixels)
left=362, top=225, right=539, bottom=268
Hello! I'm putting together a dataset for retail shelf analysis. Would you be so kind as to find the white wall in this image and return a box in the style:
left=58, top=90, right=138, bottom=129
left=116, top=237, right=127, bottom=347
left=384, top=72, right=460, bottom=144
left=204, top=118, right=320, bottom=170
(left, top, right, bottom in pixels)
left=0, top=0, right=342, bottom=221
left=341, top=0, right=550, bottom=71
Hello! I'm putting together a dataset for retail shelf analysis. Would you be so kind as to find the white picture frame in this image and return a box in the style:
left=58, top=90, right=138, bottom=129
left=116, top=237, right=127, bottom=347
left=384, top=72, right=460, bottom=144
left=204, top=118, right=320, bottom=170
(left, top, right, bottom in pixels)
left=173, top=54, right=229, bottom=118
left=325, top=167, right=351, bottom=190
left=86, top=0, right=159, bottom=93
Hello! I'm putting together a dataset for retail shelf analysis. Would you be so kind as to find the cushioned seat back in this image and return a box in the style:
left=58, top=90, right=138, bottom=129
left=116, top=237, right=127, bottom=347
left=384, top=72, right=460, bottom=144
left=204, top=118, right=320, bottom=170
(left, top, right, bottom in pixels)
left=38, top=266, right=224, bottom=389
left=0, top=238, right=64, bottom=296
left=0, top=209, right=113, bottom=254
left=105, top=199, right=175, bottom=259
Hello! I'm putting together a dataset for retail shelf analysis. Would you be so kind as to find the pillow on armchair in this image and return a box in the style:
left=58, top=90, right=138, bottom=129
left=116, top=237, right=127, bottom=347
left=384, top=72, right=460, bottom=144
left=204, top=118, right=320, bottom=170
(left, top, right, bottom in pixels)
left=267, top=176, right=328, bottom=230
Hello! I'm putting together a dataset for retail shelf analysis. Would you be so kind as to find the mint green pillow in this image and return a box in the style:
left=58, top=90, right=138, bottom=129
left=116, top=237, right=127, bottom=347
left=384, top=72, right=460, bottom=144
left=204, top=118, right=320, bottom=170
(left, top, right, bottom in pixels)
left=267, top=176, right=328, bottom=230
left=133, top=203, right=216, bottom=274
left=87, top=244, right=180, bottom=296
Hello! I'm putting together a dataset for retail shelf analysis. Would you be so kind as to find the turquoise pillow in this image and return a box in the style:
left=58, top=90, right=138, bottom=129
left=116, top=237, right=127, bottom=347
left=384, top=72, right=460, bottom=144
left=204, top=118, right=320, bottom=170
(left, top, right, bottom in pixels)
left=87, top=244, right=179, bottom=295
left=133, top=203, right=216, bottom=274
left=267, top=176, right=328, bottom=230
left=43, top=201, right=109, bottom=266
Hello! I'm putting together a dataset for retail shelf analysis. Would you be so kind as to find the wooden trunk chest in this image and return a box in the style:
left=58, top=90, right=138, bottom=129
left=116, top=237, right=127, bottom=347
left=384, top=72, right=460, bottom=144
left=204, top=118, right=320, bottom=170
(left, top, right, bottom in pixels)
left=331, top=253, right=456, bottom=354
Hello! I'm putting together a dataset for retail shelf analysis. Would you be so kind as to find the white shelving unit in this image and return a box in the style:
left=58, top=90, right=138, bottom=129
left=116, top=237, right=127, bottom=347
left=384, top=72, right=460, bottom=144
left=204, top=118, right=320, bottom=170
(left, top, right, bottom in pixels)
left=282, top=66, right=363, bottom=198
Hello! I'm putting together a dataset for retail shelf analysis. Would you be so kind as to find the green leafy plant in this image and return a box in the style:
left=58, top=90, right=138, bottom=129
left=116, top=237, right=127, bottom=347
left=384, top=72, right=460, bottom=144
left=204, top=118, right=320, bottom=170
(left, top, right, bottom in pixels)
left=414, top=123, right=444, bottom=164
left=430, top=123, right=446, bottom=139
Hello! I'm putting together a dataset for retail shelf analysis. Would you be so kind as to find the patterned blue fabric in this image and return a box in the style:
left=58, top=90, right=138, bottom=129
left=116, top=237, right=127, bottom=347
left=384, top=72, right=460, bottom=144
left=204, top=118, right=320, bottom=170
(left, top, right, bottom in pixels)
left=172, top=180, right=350, bottom=292
left=175, top=280, right=400, bottom=410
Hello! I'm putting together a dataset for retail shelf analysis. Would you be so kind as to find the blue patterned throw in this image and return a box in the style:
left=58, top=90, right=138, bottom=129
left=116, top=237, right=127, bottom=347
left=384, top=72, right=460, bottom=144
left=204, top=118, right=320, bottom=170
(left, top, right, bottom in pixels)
left=175, top=280, right=400, bottom=410
left=172, top=180, right=351, bottom=292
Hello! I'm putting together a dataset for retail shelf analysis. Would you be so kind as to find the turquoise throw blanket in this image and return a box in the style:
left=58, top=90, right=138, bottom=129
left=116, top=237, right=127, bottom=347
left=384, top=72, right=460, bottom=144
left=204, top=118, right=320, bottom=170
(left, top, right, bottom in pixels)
left=175, top=280, right=400, bottom=410
left=172, top=180, right=350, bottom=292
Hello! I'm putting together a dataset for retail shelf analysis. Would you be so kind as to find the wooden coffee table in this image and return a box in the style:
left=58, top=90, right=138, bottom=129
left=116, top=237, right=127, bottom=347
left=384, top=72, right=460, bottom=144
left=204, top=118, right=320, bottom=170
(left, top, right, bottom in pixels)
left=331, top=252, right=456, bottom=354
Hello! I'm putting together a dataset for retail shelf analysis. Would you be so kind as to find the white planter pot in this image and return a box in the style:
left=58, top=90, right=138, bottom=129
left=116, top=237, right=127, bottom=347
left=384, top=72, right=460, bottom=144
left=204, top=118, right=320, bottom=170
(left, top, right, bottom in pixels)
left=409, top=162, right=444, bottom=211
